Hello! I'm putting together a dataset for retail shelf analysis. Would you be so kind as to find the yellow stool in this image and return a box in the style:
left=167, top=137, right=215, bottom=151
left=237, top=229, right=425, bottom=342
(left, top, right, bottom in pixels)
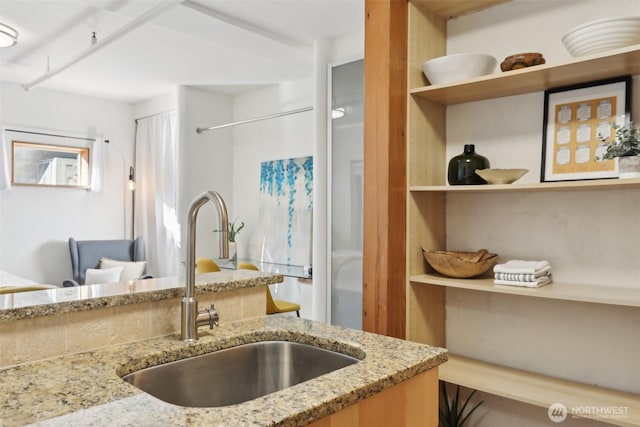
left=196, top=257, right=220, bottom=273
left=237, top=262, right=300, bottom=317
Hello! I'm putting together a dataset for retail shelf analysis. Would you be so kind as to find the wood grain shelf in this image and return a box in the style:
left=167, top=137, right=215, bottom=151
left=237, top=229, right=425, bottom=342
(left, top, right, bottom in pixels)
left=410, top=275, right=640, bottom=307
left=415, top=0, right=511, bottom=19
left=410, top=44, right=640, bottom=105
left=440, top=355, right=640, bottom=427
left=409, top=178, right=640, bottom=193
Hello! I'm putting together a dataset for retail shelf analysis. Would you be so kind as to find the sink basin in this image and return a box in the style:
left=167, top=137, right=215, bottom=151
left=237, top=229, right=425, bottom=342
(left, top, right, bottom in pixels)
left=122, top=340, right=360, bottom=407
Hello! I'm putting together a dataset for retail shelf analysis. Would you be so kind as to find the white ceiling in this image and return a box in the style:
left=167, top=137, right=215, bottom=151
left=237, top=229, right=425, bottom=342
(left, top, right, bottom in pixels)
left=0, top=0, right=364, bottom=103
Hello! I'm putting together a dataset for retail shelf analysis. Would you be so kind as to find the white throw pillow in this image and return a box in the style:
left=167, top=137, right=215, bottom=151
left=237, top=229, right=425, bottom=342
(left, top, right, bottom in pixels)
left=99, top=258, right=147, bottom=281
left=85, top=267, right=123, bottom=285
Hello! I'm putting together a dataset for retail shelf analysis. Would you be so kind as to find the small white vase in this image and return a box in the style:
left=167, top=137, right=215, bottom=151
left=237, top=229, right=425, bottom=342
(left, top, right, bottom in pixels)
left=228, top=242, right=237, bottom=261
left=618, top=156, right=640, bottom=179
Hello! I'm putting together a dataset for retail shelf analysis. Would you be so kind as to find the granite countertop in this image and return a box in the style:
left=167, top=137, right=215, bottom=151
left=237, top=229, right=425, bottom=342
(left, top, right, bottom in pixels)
left=0, top=316, right=448, bottom=426
left=0, top=271, right=283, bottom=322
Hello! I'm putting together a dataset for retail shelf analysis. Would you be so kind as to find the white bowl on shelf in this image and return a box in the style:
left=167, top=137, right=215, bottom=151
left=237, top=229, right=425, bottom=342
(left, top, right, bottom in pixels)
left=562, top=16, right=640, bottom=57
left=422, top=53, right=497, bottom=85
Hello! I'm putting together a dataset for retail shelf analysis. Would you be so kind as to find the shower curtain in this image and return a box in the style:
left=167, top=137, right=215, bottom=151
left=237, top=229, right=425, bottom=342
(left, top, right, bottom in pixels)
left=134, top=111, right=180, bottom=278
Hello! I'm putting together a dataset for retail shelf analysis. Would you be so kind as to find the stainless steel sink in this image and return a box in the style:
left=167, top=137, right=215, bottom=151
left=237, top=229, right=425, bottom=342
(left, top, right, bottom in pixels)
left=122, top=340, right=360, bottom=407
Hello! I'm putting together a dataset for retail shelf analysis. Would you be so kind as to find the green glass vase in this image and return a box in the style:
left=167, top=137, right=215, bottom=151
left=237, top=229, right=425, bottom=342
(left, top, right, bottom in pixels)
left=447, top=144, right=490, bottom=185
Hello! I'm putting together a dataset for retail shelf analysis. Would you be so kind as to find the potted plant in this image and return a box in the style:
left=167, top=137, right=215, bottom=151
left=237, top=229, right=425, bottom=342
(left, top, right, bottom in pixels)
left=227, top=219, right=244, bottom=261
left=439, top=381, right=483, bottom=427
left=228, top=219, right=245, bottom=243
left=598, top=122, right=640, bottom=178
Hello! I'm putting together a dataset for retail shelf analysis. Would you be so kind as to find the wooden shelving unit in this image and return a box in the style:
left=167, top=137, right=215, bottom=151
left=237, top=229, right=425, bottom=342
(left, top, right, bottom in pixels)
left=440, top=355, right=640, bottom=427
left=405, top=1, right=640, bottom=425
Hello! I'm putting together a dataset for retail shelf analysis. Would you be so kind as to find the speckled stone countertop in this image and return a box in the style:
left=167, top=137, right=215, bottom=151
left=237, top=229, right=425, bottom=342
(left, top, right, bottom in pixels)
left=0, top=316, right=447, bottom=427
left=0, top=271, right=283, bottom=322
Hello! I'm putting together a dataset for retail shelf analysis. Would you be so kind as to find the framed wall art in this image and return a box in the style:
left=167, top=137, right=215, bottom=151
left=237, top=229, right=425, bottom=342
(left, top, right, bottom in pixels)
left=254, top=156, right=313, bottom=267
left=541, top=76, right=631, bottom=182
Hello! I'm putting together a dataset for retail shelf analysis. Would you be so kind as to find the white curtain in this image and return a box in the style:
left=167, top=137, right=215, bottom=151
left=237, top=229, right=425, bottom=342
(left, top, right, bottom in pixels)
left=0, top=128, right=11, bottom=191
left=134, top=111, right=180, bottom=278
left=89, top=138, right=105, bottom=193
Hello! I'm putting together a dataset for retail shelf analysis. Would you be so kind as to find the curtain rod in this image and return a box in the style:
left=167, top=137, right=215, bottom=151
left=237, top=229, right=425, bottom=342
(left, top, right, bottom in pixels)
left=196, top=106, right=313, bottom=133
left=4, top=128, right=108, bottom=143
left=135, top=110, right=175, bottom=123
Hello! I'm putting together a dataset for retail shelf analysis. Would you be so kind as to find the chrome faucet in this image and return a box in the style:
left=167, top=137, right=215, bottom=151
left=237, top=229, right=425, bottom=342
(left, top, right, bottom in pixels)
left=181, top=190, right=229, bottom=342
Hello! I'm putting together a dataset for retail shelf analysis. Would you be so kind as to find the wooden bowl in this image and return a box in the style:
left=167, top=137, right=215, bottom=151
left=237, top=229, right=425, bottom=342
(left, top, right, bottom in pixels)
left=500, top=52, right=545, bottom=71
left=422, top=249, right=498, bottom=279
left=474, top=168, right=528, bottom=184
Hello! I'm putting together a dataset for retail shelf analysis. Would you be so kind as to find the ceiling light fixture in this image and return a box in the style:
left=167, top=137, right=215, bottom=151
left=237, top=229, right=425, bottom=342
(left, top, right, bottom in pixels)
left=0, top=23, right=18, bottom=48
left=332, top=107, right=346, bottom=119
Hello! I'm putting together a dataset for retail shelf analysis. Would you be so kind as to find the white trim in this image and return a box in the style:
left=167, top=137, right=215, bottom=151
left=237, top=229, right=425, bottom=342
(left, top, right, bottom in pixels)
left=311, top=39, right=330, bottom=323
left=325, top=61, right=334, bottom=324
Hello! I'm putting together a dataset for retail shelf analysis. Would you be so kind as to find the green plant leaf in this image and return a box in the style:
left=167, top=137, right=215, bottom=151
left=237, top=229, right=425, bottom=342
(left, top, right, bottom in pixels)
left=440, top=381, right=452, bottom=427
left=599, top=122, right=640, bottom=160
left=457, top=389, right=484, bottom=427
left=439, top=381, right=484, bottom=427
left=227, top=219, right=245, bottom=242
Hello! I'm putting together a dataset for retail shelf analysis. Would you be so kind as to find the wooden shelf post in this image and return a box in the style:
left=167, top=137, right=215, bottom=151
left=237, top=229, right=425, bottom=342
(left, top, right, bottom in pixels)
left=362, top=0, right=408, bottom=338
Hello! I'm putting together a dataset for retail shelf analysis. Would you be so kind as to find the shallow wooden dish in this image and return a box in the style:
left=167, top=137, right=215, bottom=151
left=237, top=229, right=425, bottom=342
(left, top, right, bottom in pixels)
left=475, top=168, right=528, bottom=184
left=422, top=249, right=498, bottom=279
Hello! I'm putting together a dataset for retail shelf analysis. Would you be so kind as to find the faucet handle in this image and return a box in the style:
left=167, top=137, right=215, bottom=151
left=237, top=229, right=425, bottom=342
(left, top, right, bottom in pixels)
left=194, top=303, right=220, bottom=331
left=207, top=304, right=219, bottom=329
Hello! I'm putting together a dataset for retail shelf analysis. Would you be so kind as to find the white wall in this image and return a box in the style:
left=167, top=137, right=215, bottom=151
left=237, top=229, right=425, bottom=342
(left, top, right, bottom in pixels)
left=232, top=78, right=315, bottom=261
left=133, top=92, right=177, bottom=122
left=231, top=78, right=315, bottom=317
left=330, top=32, right=364, bottom=65
left=177, top=86, right=234, bottom=269
left=225, top=36, right=363, bottom=321
left=444, top=1, right=640, bottom=425
left=0, top=82, right=134, bottom=285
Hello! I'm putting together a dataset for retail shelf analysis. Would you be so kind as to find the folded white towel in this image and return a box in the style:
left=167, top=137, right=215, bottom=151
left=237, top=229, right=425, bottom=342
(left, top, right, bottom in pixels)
left=494, top=270, right=551, bottom=282
left=493, top=260, right=551, bottom=275
left=494, top=275, right=552, bottom=288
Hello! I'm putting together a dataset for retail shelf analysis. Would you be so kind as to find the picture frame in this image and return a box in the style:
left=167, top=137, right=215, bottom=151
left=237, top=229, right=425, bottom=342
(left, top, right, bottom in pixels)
left=541, top=76, right=631, bottom=182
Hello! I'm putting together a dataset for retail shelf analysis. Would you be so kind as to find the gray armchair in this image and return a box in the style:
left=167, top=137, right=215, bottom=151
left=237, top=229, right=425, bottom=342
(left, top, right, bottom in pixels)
left=63, top=237, right=151, bottom=287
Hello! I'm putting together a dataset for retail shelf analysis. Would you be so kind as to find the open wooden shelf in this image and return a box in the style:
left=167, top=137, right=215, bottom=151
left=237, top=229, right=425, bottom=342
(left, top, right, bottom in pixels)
left=410, top=44, right=640, bottom=105
left=440, top=355, right=640, bottom=427
left=415, top=0, right=511, bottom=19
left=410, top=178, right=640, bottom=193
left=410, top=274, right=640, bottom=307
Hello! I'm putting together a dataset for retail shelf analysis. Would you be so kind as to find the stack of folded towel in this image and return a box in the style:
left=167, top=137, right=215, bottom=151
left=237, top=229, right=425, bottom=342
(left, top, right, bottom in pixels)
left=493, top=260, right=552, bottom=288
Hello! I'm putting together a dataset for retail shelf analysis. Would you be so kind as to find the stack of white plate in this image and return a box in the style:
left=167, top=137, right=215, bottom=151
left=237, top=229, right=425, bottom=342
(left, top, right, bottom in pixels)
left=562, top=16, right=640, bottom=57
